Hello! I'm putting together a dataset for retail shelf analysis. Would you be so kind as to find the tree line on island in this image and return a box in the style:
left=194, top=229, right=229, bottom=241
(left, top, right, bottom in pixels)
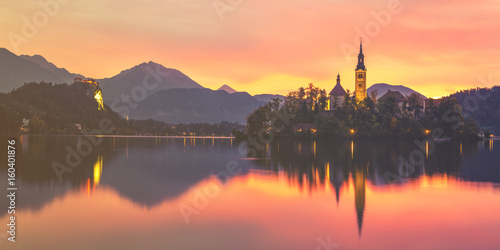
left=242, top=83, right=498, bottom=141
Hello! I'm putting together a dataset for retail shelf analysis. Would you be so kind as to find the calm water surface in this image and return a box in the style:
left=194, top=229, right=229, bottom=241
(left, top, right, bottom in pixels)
left=1, top=135, right=499, bottom=250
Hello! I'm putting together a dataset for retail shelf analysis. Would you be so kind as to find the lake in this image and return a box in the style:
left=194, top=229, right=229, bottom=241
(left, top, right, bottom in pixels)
left=1, top=135, right=499, bottom=249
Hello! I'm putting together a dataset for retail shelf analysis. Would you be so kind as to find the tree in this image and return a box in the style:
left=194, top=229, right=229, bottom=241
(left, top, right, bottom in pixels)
left=407, top=93, right=424, bottom=119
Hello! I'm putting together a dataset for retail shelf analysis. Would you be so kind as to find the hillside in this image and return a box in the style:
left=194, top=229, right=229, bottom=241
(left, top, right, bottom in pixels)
left=0, top=48, right=64, bottom=93
left=19, top=54, right=84, bottom=83
left=254, top=94, right=285, bottom=103
left=450, top=86, right=500, bottom=134
left=368, top=83, right=426, bottom=99
left=127, top=88, right=263, bottom=124
left=0, top=82, right=124, bottom=134
left=99, top=61, right=204, bottom=101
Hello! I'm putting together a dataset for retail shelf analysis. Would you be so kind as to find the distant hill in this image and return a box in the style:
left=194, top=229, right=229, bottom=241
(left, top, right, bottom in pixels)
left=217, top=84, right=284, bottom=103
left=99, top=61, right=204, bottom=101
left=217, top=84, right=237, bottom=94
left=368, top=83, right=426, bottom=99
left=449, top=86, right=500, bottom=134
left=19, top=54, right=84, bottom=83
left=127, top=88, right=263, bottom=124
left=0, top=48, right=64, bottom=92
left=254, top=94, right=285, bottom=103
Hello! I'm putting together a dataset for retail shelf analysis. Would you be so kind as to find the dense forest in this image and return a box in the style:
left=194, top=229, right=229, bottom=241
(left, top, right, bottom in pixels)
left=244, top=83, right=494, bottom=141
left=449, top=86, right=500, bottom=134
left=0, top=82, right=242, bottom=136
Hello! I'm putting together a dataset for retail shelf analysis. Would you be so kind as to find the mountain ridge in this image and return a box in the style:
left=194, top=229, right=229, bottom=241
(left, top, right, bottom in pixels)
left=0, top=48, right=64, bottom=92
left=368, top=83, right=426, bottom=99
left=98, top=61, right=204, bottom=101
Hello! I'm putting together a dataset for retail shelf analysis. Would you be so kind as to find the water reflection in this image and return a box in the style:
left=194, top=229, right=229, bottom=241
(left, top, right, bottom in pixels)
left=0, top=136, right=499, bottom=249
left=249, top=138, right=500, bottom=236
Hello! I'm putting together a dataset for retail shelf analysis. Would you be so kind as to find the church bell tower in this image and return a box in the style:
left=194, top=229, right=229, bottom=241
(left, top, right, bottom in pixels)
left=355, top=40, right=367, bottom=101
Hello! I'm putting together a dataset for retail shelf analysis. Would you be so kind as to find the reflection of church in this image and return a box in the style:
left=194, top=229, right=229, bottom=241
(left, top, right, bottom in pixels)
left=327, top=41, right=367, bottom=110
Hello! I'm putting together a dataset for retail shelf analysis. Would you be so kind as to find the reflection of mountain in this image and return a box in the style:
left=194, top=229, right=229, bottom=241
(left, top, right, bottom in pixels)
left=0, top=136, right=251, bottom=217
left=250, top=138, right=500, bottom=237
left=100, top=139, right=251, bottom=207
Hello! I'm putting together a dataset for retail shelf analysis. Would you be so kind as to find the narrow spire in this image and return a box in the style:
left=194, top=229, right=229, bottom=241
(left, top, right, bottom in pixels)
left=356, top=39, right=366, bottom=71
left=360, top=37, right=363, bottom=55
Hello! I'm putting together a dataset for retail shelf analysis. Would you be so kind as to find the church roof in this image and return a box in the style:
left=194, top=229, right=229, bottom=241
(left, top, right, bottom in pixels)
left=378, top=90, right=407, bottom=102
left=329, top=82, right=347, bottom=96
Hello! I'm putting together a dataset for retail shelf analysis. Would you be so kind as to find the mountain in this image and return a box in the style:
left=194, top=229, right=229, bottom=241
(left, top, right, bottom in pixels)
left=19, top=54, right=84, bottom=83
left=368, top=83, right=426, bottom=99
left=254, top=94, right=285, bottom=103
left=99, top=61, right=204, bottom=101
left=0, top=48, right=64, bottom=92
left=217, top=84, right=237, bottom=94
left=127, top=88, right=263, bottom=124
left=217, top=85, right=284, bottom=103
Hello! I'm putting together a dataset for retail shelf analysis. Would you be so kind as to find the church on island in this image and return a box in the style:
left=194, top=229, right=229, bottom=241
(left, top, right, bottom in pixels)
left=326, top=40, right=408, bottom=110
left=328, top=40, right=367, bottom=111
left=293, top=40, right=413, bottom=132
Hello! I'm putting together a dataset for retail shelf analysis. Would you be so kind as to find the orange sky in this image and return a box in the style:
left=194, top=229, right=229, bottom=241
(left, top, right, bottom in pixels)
left=1, top=0, right=499, bottom=98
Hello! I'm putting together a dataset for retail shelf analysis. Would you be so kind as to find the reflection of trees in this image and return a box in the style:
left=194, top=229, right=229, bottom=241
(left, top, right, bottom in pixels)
left=249, top=138, right=496, bottom=236
left=251, top=138, right=486, bottom=190
left=0, top=135, right=117, bottom=217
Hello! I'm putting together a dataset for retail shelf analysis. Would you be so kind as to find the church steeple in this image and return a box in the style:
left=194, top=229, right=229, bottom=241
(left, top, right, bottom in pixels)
left=356, top=40, right=366, bottom=71
left=336, top=72, right=340, bottom=85
left=354, top=39, right=367, bottom=101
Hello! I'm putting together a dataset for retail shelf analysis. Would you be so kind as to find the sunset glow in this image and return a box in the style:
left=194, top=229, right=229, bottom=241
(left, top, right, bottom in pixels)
left=1, top=0, right=499, bottom=98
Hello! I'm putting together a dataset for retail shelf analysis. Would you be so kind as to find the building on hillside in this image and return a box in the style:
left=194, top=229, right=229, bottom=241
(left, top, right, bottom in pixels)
left=354, top=40, right=367, bottom=101
left=20, top=118, right=30, bottom=133
left=74, top=124, right=82, bottom=132
left=329, top=73, right=347, bottom=110
left=378, top=90, right=407, bottom=108
left=424, top=98, right=442, bottom=113
left=75, top=77, right=99, bottom=86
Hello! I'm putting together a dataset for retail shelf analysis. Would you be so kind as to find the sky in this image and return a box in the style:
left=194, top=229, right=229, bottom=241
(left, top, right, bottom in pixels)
left=1, top=0, right=499, bottom=98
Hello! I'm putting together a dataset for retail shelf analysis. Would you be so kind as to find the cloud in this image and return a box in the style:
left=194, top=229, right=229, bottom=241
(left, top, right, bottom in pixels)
left=0, top=0, right=498, bottom=97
